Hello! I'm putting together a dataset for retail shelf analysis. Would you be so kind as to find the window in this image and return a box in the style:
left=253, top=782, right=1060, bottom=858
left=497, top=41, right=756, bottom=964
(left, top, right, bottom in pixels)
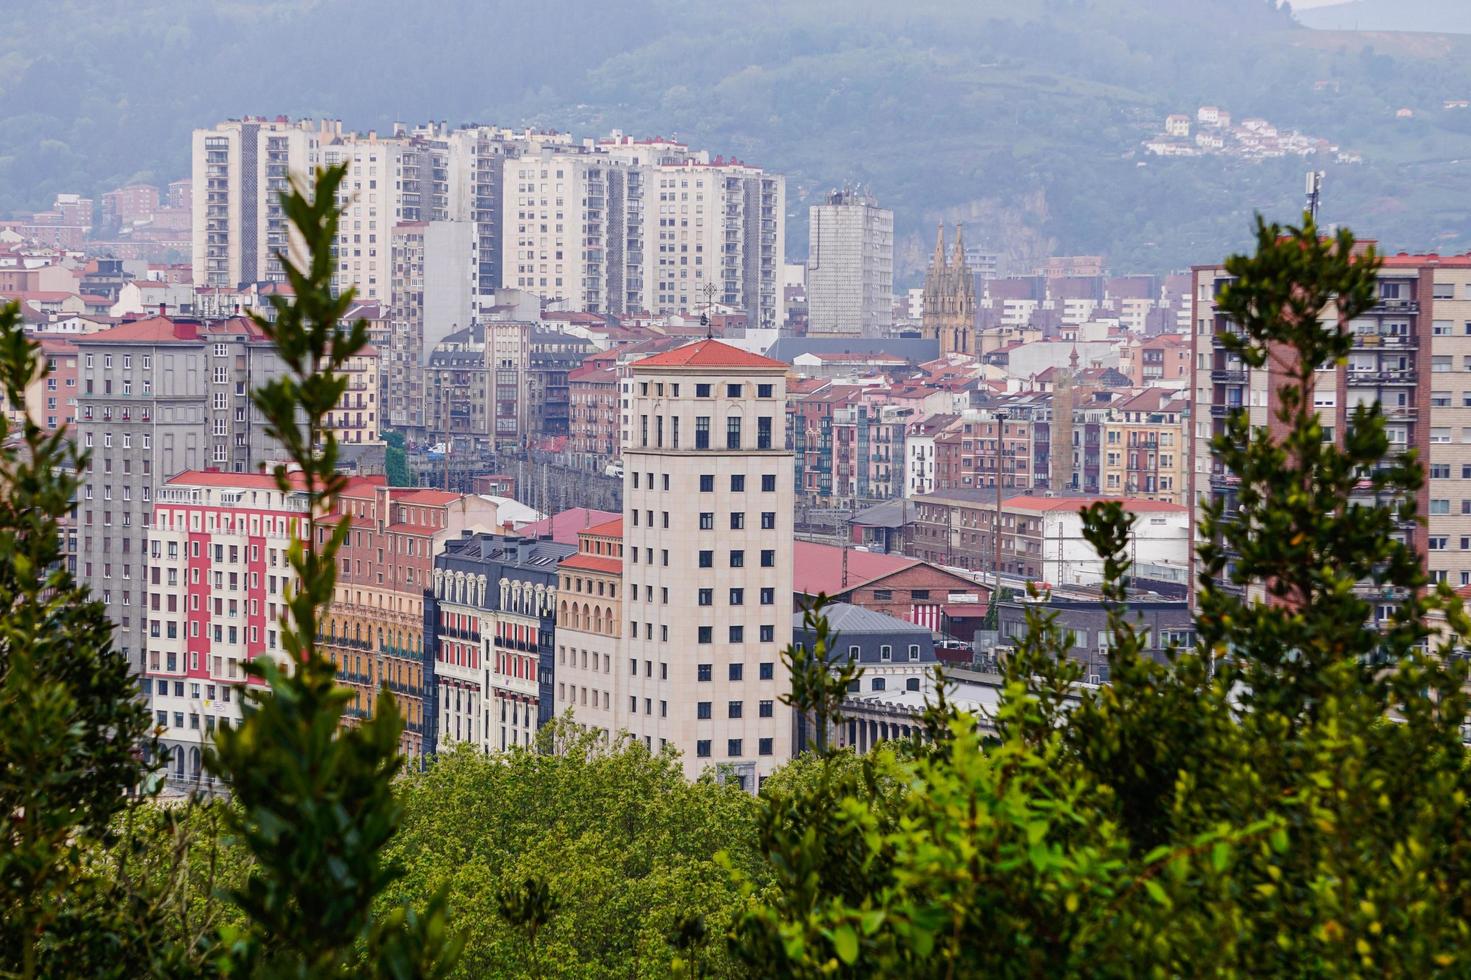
left=696, top=740, right=711, bottom=758
left=1432, top=428, right=1452, bottom=444
left=760, top=587, right=774, bottom=605
left=759, top=738, right=773, bottom=756
left=700, top=474, right=714, bottom=492
left=761, top=511, right=776, bottom=529
left=1430, top=536, right=1449, bottom=551
left=760, top=550, right=774, bottom=568
left=729, top=663, right=744, bottom=681
left=699, top=588, right=713, bottom=606
left=1435, top=320, right=1454, bottom=335
left=730, top=512, right=745, bottom=530
left=1432, top=464, right=1451, bottom=479
left=759, top=699, right=774, bottom=718
left=698, top=626, right=713, bottom=643
left=698, top=664, right=712, bottom=681
left=730, top=474, right=745, bottom=492
left=695, top=416, right=710, bottom=448
left=697, top=701, right=712, bottom=719
left=872, top=678, right=887, bottom=691
left=730, top=588, right=744, bottom=605
left=699, top=550, right=714, bottom=568
left=700, top=512, right=714, bottom=530
left=728, top=700, right=743, bottom=718
left=760, top=625, right=775, bottom=642
left=757, top=416, right=772, bottom=449
left=1433, top=391, right=1453, bottom=407
left=730, top=550, right=744, bottom=568
left=909, top=644, right=922, bottom=661
left=727, top=739, right=743, bottom=757
left=726, top=416, right=741, bottom=449
left=727, top=384, right=742, bottom=398
left=1433, top=356, right=1453, bottom=373
left=1431, top=499, right=1451, bottom=515
left=1435, top=282, right=1456, bottom=300
left=696, top=384, right=711, bottom=397
left=630, top=658, right=638, bottom=675
left=729, top=625, right=744, bottom=643
left=761, top=474, right=776, bottom=492
left=758, top=383, right=773, bottom=398
left=760, top=662, right=774, bottom=680
left=880, top=645, right=892, bottom=661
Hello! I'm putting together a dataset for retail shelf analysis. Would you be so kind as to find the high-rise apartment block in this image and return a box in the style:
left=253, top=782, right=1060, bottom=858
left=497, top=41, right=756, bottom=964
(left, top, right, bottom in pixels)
left=614, top=339, right=795, bottom=787
left=1187, top=252, right=1471, bottom=606
left=194, top=119, right=786, bottom=327
left=74, top=315, right=290, bottom=674
left=806, top=188, right=893, bottom=336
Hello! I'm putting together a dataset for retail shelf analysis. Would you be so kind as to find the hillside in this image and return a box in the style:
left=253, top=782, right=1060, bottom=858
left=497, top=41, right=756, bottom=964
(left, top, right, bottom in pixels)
left=6, top=0, right=1471, bottom=277
left=1298, top=1, right=1471, bottom=34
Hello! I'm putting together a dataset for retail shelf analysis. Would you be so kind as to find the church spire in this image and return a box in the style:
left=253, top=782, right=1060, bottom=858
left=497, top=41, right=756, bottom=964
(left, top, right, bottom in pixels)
left=932, top=223, right=946, bottom=271
left=951, top=222, right=967, bottom=271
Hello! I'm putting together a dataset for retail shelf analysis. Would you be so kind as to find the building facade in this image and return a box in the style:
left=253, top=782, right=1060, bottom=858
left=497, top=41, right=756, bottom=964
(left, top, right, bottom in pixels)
left=553, top=518, right=625, bottom=739
left=806, top=188, right=893, bottom=336
left=618, top=339, right=795, bottom=786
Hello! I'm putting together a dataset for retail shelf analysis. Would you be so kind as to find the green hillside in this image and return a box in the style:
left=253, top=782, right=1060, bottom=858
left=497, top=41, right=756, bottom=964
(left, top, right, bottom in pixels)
left=5, top=0, right=1471, bottom=277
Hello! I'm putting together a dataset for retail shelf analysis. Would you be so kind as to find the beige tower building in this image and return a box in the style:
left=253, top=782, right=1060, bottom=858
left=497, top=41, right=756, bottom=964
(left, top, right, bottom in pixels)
left=617, top=339, right=795, bottom=787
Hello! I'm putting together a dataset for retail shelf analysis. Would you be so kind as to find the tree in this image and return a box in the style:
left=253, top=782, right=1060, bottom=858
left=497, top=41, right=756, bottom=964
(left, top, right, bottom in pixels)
left=384, top=724, right=762, bottom=978
left=0, top=302, right=160, bottom=978
left=731, top=215, right=1471, bottom=974
left=203, top=165, right=461, bottom=977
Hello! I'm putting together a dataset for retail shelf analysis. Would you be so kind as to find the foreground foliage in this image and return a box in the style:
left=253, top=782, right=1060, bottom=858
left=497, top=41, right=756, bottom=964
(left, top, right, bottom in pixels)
left=731, top=216, right=1471, bottom=975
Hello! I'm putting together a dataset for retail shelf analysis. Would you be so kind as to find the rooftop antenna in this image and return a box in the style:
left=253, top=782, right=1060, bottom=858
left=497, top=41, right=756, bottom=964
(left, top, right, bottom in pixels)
left=1306, top=170, right=1325, bottom=223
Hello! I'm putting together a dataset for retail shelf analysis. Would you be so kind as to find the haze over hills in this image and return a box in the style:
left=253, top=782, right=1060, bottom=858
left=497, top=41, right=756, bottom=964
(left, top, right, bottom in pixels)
left=8, top=0, right=1471, bottom=278
left=1297, top=1, right=1471, bottom=34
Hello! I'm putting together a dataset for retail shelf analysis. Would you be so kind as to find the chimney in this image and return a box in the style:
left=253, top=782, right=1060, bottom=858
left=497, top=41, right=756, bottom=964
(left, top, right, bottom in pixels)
left=158, top=302, right=167, bottom=317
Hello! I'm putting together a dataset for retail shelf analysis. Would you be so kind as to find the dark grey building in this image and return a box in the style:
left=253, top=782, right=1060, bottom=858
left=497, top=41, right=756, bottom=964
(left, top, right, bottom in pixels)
left=994, top=593, right=1194, bottom=683
left=426, top=532, right=575, bottom=754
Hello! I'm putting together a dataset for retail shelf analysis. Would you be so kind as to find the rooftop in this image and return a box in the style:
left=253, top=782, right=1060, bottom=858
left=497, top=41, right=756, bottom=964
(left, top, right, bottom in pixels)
left=794, top=540, right=918, bottom=596
left=513, top=508, right=621, bottom=546
left=792, top=601, right=932, bottom=636
left=631, top=338, right=787, bottom=371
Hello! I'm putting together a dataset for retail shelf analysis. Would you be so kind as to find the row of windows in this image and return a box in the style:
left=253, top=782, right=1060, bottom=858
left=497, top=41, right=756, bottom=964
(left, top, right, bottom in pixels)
left=695, top=738, right=772, bottom=758
left=629, top=510, right=776, bottom=530
left=630, top=472, right=779, bottom=493
left=636, top=381, right=775, bottom=400
left=695, top=587, right=777, bottom=606
left=637, top=414, right=774, bottom=450
left=697, top=625, right=776, bottom=643
left=695, top=699, right=775, bottom=719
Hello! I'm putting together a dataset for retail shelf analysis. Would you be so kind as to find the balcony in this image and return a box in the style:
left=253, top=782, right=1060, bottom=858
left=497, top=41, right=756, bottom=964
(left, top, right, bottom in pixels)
left=1210, top=369, right=1247, bottom=383
left=1211, top=404, right=1244, bottom=418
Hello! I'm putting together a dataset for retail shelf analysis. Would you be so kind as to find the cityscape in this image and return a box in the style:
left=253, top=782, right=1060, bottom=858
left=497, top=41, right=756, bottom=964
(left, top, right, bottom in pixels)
left=4, top=0, right=1471, bottom=975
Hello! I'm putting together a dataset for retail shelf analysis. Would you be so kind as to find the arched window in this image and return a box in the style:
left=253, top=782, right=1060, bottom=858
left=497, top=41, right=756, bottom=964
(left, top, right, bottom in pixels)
left=872, top=677, right=886, bottom=692
left=906, top=677, right=921, bottom=692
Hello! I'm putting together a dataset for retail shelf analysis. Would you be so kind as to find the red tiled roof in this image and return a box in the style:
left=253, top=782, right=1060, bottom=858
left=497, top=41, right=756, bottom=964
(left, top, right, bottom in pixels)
left=558, top=552, right=622, bottom=574
left=514, top=508, right=621, bottom=546
left=390, top=489, right=462, bottom=505
left=82, top=315, right=266, bottom=344
left=166, top=470, right=296, bottom=490
left=1004, top=496, right=1186, bottom=513
left=583, top=517, right=623, bottom=537
left=794, top=541, right=918, bottom=596
left=632, top=338, right=786, bottom=370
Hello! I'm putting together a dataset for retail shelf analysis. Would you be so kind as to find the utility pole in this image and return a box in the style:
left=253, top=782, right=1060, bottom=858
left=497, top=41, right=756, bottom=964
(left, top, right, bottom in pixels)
left=993, top=410, right=1009, bottom=594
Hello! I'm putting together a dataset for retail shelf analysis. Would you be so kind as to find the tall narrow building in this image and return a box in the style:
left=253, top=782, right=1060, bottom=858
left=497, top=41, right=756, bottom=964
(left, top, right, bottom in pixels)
left=806, top=188, right=894, bottom=336
left=617, top=340, right=795, bottom=787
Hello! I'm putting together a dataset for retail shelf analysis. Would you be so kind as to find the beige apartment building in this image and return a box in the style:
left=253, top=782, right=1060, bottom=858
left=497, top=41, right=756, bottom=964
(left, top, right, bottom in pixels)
left=553, top=518, right=625, bottom=739
left=618, top=339, right=795, bottom=788
left=1188, top=252, right=1471, bottom=605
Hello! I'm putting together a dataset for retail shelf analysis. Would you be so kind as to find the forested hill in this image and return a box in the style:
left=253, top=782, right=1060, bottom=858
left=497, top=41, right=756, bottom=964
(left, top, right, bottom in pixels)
left=7, top=0, right=1471, bottom=277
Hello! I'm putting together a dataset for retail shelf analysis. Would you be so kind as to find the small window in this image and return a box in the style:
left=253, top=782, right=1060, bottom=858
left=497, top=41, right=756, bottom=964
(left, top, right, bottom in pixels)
left=698, top=626, right=713, bottom=643
left=696, top=384, right=711, bottom=397
left=729, top=625, right=745, bottom=643
left=872, top=678, right=887, bottom=691
left=730, top=474, right=745, bottom=492
left=908, top=644, right=921, bottom=661
left=696, top=740, right=711, bottom=758
left=880, top=645, right=892, bottom=662
left=757, top=383, right=773, bottom=398
left=729, top=663, right=744, bottom=681
left=699, top=474, right=714, bottom=492
left=697, top=702, right=712, bottom=719
left=727, top=384, right=742, bottom=398
left=873, top=589, right=893, bottom=601
left=699, top=550, right=714, bottom=568
left=761, top=474, right=777, bottom=492
left=698, top=664, right=712, bottom=681
left=759, top=662, right=775, bottom=680
left=727, top=739, right=743, bottom=757
left=730, top=550, right=745, bottom=568
left=758, top=737, right=773, bottom=756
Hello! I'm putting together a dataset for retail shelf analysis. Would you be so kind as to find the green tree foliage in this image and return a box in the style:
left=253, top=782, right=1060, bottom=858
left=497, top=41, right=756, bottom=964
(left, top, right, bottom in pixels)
left=732, top=216, right=1471, bottom=974
left=384, top=725, right=762, bottom=978
left=203, top=165, right=460, bottom=977
left=0, top=301, right=161, bottom=978
left=383, top=430, right=415, bottom=487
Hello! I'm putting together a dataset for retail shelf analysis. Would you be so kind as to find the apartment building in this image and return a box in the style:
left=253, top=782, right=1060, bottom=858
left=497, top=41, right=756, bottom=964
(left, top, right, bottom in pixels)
left=329, top=344, right=382, bottom=444
left=1186, top=252, right=1471, bottom=604
left=568, top=362, right=620, bottom=466
left=319, top=482, right=499, bottom=759
left=424, top=320, right=532, bottom=450
left=10, top=335, right=79, bottom=433
left=553, top=518, right=624, bottom=739
left=191, top=117, right=327, bottom=287
left=426, top=532, right=573, bottom=754
left=528, top=329, right=595, bottom=438
left=618, top=339, right=795, bottom=787
left=907, top=491, right=1188, bottom=586
left=75, top=315, right=289, bottom=674
left=144, top=470, right=320, bottom=782
left=806, top=188, right=894, bottom=336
